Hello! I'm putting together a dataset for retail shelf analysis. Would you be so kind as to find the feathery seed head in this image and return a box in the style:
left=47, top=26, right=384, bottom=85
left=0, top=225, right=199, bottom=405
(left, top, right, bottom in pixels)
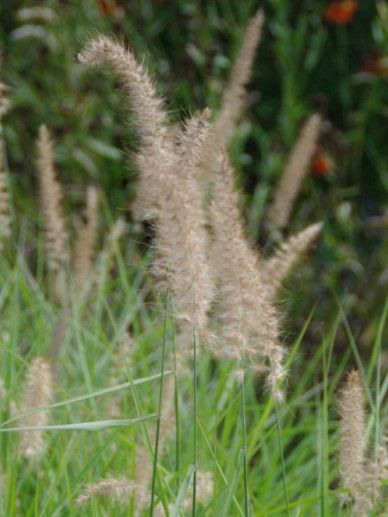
left=215, top=9, right=264, bottom=147
left=73, top=184, right=99, bottom=293
left=0, top=82, right=10, bottom=119
left=210, top=151, right=286, bottom=400
left=263, top=222, right=322, bottom=298
left=339, top=370, right=371, bottom=514
left=37, top=125, right=69, bottom=299
left=267, top=113, right=321, bottom=233
left=78, top=35, right=169, bottom=147
left=19, top=357, right=53, bottom=459
left=151, top=110, right=215, bottom=339
left=75, top=478, right=138, bottom=507
left=183, top=471, right=214, bottom=511
left=0, top=85, right=12, bottom=244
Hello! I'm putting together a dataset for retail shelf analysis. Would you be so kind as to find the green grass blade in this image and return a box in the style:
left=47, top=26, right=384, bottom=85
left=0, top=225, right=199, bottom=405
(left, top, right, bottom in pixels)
left=0, top=414, right=157, bottom=432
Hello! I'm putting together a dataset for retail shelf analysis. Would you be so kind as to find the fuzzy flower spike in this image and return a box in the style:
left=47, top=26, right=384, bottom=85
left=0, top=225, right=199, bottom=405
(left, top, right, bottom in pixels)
left=210, top=151, right=285, bottom=400
left=79, top=37, right=213, bottom=344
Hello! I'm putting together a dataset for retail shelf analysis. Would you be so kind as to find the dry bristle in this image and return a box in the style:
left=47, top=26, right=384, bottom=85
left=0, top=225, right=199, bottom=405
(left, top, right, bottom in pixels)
left=159, top=375, right=176, bottom=453
left=210, top=151, right=285, bottom=401
left=96, top=216, right=126, bottom=274
left=182, top=470, right=214, bottom=511
left=75, top=478, right=138, bottom=507
left=107, top=332, right=133, bottom=418
left=339, top=370, right=371, bottom=515
left=0, top=159, right=11, bottom=243
left=37, top=125, right=69, bottom=300
left=152, top=110, right=214, bottom=341
left=0, top=85, right=11, bottom=246
left=19, top=357, right=53, bottom=459
left=78, top=35, right=169, bottom=146
left=0, top=82, right=10, bottom=119
left=215, top=9, right=264, bottom=147
left=78, top=35, right=175, bottom=224
left=132, top=109, right=212, bottom=223
left=262, top=222, right=322, bottom=298
left=134, top=444, right=153, bottom=510
left=73, top=185, right=99, bottom=294
left=267, top=113, right=321, bottom=233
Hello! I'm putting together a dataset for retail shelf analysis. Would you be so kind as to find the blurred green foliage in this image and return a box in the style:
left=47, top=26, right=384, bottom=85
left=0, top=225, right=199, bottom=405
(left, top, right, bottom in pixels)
left=1, top=0, right=387, bottom=341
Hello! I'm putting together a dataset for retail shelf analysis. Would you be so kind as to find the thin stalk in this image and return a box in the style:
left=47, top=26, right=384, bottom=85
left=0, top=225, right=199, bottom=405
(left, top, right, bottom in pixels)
left=274, top=398, right=290, bottom=517
left=173, top=334, right=180, bottom=487
left=241, top=367, right=249, bottom=516
left=192, top=327, right=198, bottom=516
left=150, top=301, right=168, bottom=516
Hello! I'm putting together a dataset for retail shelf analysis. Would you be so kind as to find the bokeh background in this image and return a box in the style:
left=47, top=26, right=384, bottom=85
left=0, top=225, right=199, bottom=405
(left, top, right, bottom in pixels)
left=1, top=1, right=387, bottom=348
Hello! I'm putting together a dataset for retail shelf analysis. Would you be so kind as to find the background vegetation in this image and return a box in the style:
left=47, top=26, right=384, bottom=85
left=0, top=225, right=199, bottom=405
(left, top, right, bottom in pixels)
left=0, top=1, right=387, bottom=515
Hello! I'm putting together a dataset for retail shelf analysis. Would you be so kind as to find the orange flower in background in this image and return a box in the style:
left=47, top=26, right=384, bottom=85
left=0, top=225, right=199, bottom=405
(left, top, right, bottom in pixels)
left=311, top=149, right=334, bottom=177
left=98, top=0, right=114, bottom=15
left=97, top=0, right=124, bottom=19
left=362, top=55, right=388, bottom=78
left=324, top=0, right=358, bottom=25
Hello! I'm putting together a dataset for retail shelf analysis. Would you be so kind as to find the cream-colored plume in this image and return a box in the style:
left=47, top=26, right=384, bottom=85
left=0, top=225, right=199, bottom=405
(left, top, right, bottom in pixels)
left=75, top=478, right=138, bottom=507
left=267, top=114, right=321, bottom=233
left=78, top=36, right=169, bottom=146
left=134, top=445, right=152, bottom=510
left=262, top=222, right=322, bottom=298
left=79, top=38, right=213, bottom=339
left=0, top=82, right=10, bottom=119
left=339, top=370, right=371, bottom=515
left=215, top=9, right=264, bottom=147
left=107, top=332, right=133, bottom=418
left=210, top=151, right=285, bottom=400
left=182, top=470, right=214, bottom=512
left=0, top=84, right=11, bottom=247
left=37, top=125, right=69, bottom=299
left=73, top=185, right=99, bottom=293
left=152, top=109, right=214, bottom=340
left=19, top=357, right=53, bottom=459
left=78, top=35, right=174, bottom=222
left=159, top=374, right=176, bottom=454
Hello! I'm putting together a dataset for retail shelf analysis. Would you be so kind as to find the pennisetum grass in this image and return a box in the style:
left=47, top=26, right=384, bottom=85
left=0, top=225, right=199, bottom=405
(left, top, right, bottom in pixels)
left=73, top=184, right=99, bottom=295
left=262, top=222, right=322, bottom=299
left=36, top=125, right=69, bottom=304
left=75, top=478, right=139, bottom=507
left=210, top=151, right=285, bottom=401
left=18, top=357, right=54, bottom=459
left=0, top=82, right=11, bottom=249
left=338, top=370, right=370, bottom=515
left=0, top=7, right=382, bottom=517
left=267, top=113, right=322, bottom=235
left=214, top=8, right=264, bottom=148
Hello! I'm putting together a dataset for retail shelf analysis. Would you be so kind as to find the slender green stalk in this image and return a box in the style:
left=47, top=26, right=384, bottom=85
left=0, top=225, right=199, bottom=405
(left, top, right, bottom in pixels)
left=241, top=368, right=250, bottom=516
left=192, top=327, right=198, bottom=516
left=320, top=322, right=336, bottom=517
left=173, top=334, right=180, bottom=486
left=150, top=301, right=168, bottom=516
left=274, top=398, right=290, bottom=517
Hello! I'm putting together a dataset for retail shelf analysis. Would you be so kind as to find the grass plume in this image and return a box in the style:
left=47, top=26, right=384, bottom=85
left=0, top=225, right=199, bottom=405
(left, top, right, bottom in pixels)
left=75, top=478, right=138, bottom=507
left=37, top=125, right=69, bottom=300
left=338, top=370, right=370, bottom=515
left=0, top=83, right=11, bottom=246
left=267, top=114, right=321, bottom=233
left=152, top=109, right=214, bottom=339
left=73, top=184, right=99, bottom=294
left=18, top=357, right=54, bottom=459
left=210, top=151, right=285, bottom=401
left=215, top=9, right=264, bottom=147
left=78, top=35, right=174, bottom=223
left=263, top=222, right=322, bottom=298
